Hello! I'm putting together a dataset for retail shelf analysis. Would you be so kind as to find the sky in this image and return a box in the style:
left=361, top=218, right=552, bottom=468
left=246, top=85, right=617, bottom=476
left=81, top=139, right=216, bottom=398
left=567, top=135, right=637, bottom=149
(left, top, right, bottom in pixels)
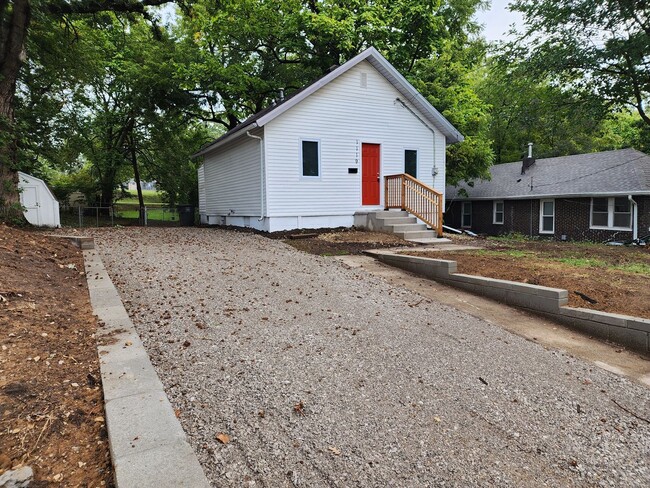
left=474, top=0, right=525, bottom=42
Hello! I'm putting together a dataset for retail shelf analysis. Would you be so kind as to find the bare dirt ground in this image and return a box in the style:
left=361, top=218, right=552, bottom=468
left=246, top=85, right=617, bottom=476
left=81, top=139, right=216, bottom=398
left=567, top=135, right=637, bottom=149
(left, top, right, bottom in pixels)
left=404, top=236, right=650, bottom=319
left=0, top=224, right=112, bottom=487
left=280, top=228, right=416, bottom=255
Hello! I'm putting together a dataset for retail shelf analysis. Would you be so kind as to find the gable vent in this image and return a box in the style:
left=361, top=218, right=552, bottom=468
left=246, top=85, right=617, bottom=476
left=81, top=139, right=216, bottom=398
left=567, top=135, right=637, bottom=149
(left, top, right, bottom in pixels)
left=360, top=72, right=368, bottom=88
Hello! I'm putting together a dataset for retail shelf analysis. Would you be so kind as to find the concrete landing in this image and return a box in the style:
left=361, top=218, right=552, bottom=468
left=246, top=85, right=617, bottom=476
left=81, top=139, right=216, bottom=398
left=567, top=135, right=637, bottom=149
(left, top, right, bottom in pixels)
left=84, top=250, right=210, bottom=488
left=406, top=237, right=452, bottom=245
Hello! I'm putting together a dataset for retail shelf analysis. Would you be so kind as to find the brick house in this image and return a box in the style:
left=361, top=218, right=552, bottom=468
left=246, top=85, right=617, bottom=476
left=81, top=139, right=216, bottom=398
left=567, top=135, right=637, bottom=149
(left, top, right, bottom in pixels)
left=445, top=148, right=650, bottom=242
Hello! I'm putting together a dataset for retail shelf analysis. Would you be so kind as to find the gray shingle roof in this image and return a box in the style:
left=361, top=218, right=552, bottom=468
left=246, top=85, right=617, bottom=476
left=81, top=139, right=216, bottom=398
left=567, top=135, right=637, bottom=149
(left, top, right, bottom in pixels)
left=447, top=149, right=650, bottom=200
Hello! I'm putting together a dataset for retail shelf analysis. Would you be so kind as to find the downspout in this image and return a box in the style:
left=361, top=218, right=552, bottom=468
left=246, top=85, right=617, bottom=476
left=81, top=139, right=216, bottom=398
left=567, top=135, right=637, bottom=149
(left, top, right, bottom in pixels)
left=246, top=131, right=265, bottom=221
left=628, top=195, right=638, bottom=241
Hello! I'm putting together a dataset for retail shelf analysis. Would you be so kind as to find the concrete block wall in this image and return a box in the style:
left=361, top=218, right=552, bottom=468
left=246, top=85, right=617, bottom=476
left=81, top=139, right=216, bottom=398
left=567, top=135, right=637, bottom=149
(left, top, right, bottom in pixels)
left=370, top=251, right=650, bottom=355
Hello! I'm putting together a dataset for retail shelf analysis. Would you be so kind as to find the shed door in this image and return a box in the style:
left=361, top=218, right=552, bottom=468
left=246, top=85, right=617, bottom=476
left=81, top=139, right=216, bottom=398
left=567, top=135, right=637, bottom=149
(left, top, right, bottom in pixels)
left=22, top=186, right=40, bottom=225
left=362, top=143, right=380, bottom=205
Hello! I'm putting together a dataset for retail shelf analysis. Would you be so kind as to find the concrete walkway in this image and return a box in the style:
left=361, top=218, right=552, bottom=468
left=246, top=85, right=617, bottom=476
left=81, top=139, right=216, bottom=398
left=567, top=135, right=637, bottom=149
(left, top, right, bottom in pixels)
left=84, top=249, right=210, bottom=487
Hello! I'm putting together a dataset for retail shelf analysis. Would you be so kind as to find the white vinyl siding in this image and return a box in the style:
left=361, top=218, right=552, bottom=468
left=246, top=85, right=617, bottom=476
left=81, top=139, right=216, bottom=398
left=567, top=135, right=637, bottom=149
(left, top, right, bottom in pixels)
left=461, top=201, right=472, bottom=228
left=264, top=60, right=443, bottom=217
left=197, top=165, right=206, bottom=214
left=539, top=199, right=555, bottom=234
left=202, top=135, right=262, bottom=216
left=590, top=197, right=632, bottom=230
left=493, top=200, right=504, bottom=224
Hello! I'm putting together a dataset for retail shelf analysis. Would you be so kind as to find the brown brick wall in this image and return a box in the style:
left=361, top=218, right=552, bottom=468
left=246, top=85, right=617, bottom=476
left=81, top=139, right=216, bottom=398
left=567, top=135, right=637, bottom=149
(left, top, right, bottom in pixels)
left=445, top=196, right=650, bottom=241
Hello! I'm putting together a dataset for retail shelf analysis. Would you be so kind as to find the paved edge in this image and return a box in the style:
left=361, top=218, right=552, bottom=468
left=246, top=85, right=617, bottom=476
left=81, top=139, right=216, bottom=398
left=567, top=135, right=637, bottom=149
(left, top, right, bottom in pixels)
left=366, top=249, right=650, bottom=356
left=83, top=248, right=210, bottom=488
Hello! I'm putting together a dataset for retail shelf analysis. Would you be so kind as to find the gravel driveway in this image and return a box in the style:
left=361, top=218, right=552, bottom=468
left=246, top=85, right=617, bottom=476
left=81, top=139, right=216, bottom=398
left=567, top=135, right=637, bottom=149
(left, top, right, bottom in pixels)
left=95, top=227, right=650, bottom=487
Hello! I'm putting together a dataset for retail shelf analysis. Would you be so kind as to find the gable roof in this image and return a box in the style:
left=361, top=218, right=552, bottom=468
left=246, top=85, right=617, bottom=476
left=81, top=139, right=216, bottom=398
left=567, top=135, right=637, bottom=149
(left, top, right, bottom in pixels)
left=447, top=148, right=650, bottom=200
left=194, top=47, right=464, bottom=157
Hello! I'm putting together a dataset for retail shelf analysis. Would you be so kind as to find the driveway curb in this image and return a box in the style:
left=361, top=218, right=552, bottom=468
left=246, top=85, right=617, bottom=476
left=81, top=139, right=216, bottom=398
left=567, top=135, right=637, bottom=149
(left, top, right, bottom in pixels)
left=83, top=248, right=210, bottom=488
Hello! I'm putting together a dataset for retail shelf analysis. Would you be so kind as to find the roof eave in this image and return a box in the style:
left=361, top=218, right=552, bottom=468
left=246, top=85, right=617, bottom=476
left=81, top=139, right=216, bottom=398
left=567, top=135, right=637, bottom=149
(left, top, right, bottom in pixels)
left=446, top=190, right=650, bottom=200
left=191, top=122, right=259, bottom=158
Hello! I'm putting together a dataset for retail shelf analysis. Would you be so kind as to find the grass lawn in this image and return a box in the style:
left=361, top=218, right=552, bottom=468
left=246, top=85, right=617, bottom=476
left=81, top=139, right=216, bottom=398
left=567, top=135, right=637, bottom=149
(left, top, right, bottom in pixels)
left=115, top=207, right=179, bottom=221
left=116, top=189, right=163, bottom=205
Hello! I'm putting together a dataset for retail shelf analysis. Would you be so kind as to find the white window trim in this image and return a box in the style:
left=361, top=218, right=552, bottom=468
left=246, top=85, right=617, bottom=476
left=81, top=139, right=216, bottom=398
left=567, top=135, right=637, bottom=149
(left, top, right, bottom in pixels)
left=539, top=199, right=555, bottom=234
left=461, top=201, right=472, bottom=228
left=590, top=197, right=632, bottom=230
left=493, top=200, right=504, bottom=225
left=300, top=139, right=321, bottom=179
left=404, top=148, right=418, bottom=179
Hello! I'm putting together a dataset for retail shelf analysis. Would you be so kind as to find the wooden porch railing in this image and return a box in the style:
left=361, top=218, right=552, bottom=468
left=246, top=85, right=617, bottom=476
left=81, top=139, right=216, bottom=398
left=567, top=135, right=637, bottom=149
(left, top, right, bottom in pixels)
left=384, top=173, right=443, bottom=237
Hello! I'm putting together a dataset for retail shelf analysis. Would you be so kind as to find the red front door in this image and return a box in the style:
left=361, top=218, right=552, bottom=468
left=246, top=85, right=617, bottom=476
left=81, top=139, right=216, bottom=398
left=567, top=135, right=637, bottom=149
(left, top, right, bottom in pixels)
left=362, top=143, right=380, bottom=205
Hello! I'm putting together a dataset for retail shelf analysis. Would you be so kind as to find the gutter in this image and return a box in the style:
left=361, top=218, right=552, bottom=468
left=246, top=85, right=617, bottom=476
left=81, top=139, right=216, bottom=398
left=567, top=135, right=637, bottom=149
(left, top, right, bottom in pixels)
left=246, top=131, right=265, bottom=221
left=628, top=195, right=638, bottom=241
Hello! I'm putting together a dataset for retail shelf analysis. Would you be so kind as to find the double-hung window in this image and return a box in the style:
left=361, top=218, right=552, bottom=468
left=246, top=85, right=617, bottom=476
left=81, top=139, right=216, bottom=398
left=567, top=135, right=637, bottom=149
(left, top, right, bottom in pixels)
left=539, top=199, right=555, bottom=234
left=301, top=140, right=320, bottom=178
left=590, top=197, right=631, bottom=229
left=461, top=201, right=472, bottom=228
left=493, top=200, right=504, bottom=224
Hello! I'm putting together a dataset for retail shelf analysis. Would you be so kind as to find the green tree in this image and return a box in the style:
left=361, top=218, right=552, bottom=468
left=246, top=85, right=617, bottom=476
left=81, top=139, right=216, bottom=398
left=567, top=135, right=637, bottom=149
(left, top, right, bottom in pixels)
left=180, top=0, right=491, bottom=180
left=0, top=0, right=178, bottom=216
left=475, top=59, right=610, bottom=164
left=506, top=0, right=650, bottom=127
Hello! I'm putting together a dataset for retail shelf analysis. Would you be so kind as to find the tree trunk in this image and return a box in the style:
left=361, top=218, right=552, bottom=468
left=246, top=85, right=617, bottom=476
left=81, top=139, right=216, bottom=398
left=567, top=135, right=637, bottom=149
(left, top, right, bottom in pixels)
left=129, top=135, right=146, bottom=225
left=0, top=0, right=30, bottom=217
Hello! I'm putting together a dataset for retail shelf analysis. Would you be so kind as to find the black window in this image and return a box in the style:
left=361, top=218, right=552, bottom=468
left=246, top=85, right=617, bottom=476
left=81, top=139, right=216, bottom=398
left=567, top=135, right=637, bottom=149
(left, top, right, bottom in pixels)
left=405, top=150, right=417, bottom=178
left=302, top=141, right=319, bottom=177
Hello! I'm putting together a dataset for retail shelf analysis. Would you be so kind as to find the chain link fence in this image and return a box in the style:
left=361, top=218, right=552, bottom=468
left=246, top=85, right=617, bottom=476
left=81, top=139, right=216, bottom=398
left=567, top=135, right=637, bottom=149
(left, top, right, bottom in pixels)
left=59, top=204, right=184, bottom=227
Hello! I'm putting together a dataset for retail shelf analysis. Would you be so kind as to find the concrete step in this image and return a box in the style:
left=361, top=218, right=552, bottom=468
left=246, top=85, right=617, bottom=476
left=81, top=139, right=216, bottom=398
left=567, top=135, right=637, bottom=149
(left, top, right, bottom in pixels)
left=375, top=216, right=417, bottom=226
left=408, top=237, right=453, bottom=245
left=383, top=223, right=427, bottom=233
left=371, top=210, right=409, bottom=219
left=395, top=230, right=437, bottom=240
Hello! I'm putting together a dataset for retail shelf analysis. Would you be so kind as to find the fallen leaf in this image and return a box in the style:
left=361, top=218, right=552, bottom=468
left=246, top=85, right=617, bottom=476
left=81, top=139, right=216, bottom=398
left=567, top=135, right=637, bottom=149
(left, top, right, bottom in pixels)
left=174, top=409, right=181, bottom=418
left=433, top=416, right=441, bottom=423
left=216, top=433, right=230, bottom=444
left=328, top=446, right=341, bottom=456
left=124, top=341, right=133, bottom=347
left=93, top=416, right=105, bottom=423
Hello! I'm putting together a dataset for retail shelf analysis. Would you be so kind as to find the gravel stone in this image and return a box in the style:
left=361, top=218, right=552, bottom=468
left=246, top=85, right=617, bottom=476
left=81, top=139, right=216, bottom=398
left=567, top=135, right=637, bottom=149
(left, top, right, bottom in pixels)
left=93, top=227, right=650, bottom=487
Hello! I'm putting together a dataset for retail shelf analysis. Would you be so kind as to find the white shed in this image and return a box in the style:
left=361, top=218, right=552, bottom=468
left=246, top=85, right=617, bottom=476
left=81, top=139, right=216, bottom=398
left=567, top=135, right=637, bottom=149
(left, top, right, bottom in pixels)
left=18, top=172, right=61, bottom=227
left=193, top=47, right=463, bottom=233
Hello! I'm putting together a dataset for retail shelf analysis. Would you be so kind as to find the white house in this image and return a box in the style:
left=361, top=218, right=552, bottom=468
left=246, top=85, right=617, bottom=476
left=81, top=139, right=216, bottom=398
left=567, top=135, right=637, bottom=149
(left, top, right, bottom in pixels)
left=194, top=47, right=463, bottom=233
left=18, top=172, right=60, bottom=227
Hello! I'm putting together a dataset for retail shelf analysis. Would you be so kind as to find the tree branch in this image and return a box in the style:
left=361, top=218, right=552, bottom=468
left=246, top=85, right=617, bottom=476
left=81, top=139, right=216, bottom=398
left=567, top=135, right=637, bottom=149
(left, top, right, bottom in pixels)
left=46, top=0, right=172, bottom=16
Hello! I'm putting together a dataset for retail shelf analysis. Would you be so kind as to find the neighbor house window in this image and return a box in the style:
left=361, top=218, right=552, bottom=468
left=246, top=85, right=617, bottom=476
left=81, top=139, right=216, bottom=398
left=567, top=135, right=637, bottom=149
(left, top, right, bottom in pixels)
left=590, top=197, right=631, bottom=229
left=301, top=140, right=320, bottom=177
left=404, top=149, right=417, bottom=178
left=493, top=200, right=504, bottom=224
left=539, top=199, right=555, bottom=234
left=461, top=201, right=472, bottom=228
